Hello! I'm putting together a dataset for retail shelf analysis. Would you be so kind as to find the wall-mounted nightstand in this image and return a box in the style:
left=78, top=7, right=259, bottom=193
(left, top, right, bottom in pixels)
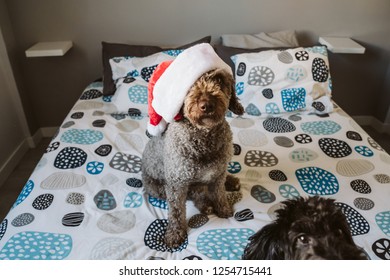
left=25, top=41, right=73, bottom=57
left=319, top=37, right=365, bottom=54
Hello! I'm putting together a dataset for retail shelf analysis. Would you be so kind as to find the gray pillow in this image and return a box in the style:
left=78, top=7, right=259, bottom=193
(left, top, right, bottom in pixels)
left=221, top=30, right=298, bottom=49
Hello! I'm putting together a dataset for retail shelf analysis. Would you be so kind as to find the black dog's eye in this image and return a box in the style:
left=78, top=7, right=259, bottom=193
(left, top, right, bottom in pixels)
left=297, top=234, right=310, bottom=244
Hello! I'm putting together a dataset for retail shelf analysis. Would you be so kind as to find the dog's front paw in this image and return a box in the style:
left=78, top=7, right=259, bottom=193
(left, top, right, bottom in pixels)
left=199, top=205, right=214, bottom=215
left=225, top=174, right=241, bottom=192
left=196, top=199, right=214, bottom=215
left=227, top=191, right=243, bottom=206
left=165, top=226, right=187, bottom=249
left=215, top=203, right=234, bottom=218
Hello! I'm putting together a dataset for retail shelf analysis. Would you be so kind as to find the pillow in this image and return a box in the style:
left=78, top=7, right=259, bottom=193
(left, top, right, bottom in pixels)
left=102, top=36, right=211, bottom=95
left=232, top=46, right=333, bottom=117
left=221, top=30, right=299, bottom=49
left=215, top=44, right=291, bottom=75
left=106, top=50, right=182, bottom=114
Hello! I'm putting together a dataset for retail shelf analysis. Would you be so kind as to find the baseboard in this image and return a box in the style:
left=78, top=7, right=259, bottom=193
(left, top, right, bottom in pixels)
left=26, top=126, right=58, bottom=148
left=0, top=127, right=58, bottom=187
left=40, top=126, right=58, bottom=138
left=352, top=115, right=390, bottom=135
left=0, top=139, right=30, bottom=187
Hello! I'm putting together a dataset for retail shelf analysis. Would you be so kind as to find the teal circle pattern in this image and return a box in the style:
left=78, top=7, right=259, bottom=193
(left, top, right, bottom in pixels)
left=149, top=195, right=168, bottom=210
left=296, top=167, right=339, bottom=195
left=12, top=180, right=34, bottom=209
left=236, top=82, right=244, bottom=95
left=124, top=192, right=143, bottom=208
left=279, top=184, right=300, bottom=199
left=61, top=129, right=103, bottom=145
left=355, top=146, right=374, bottom=157
left=245, top=103, right=261, bottom=116
left=227, top=161, right=241, bottom=174
left=301, top=120, right=341, bottom=135
left=376, top=211, right=390, bottom=237
left=128, top=85, right=148, bottom=104
left=197, top=228, right=255, bottom=260
left=281, top=88, right=306, bottom=112
left=265, top=103, right=281, bottom=114
left=86, top=161, right=104, bottom=175
left=0, top=231, right=72, bottom=260
left=163, top=49, right=183, bottom=56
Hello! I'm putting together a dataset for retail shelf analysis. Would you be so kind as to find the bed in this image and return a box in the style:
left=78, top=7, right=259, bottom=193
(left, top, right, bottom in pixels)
left=0, top=38, right=389, bottom=260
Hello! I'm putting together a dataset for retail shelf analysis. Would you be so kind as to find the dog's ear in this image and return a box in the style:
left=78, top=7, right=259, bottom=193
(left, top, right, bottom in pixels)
left=211, top=69, right=244, bottom=116
left=336, top=206, right=357, bottom=245
left=228, top=85, right=245, bottom=116
left=242, top=223, right=285, bottom=260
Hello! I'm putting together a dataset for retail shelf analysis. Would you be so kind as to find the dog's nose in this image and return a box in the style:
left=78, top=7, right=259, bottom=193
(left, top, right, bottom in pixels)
left=198, top=101, right=214, bottom=112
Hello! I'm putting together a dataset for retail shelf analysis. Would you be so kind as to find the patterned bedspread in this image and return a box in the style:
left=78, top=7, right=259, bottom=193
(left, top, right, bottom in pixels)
left=0, top=80, right=389, bottom=260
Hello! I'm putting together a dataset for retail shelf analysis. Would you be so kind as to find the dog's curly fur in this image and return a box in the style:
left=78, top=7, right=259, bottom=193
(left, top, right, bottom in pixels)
left=142, top=69, right=244, bottom=248
left=242, top=196, right=367, bottom=260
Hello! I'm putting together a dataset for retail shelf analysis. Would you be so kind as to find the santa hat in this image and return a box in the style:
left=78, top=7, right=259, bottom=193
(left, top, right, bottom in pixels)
left=147, top=43, right=232, bottom=136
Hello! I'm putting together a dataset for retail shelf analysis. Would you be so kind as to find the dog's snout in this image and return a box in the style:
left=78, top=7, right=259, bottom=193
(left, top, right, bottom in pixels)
left=198, top=100, right=214, bottom=113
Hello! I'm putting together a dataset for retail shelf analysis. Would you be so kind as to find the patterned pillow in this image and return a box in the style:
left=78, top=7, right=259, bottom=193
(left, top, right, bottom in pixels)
left=102, top=36, right=211, bottom=95
left=107, top=50, right=183, bottom=114
left=232, top=46, right=333, bottom=117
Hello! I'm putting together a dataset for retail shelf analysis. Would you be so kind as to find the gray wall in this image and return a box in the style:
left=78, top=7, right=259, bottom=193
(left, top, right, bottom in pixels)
left=0, top=0, right=32, bottom=185
left=3, top=0, right=390, bottom=134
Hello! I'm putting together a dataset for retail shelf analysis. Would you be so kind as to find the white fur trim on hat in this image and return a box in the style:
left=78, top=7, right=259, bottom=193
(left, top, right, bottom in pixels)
left=147, top=118, right=167, bottom=137
left=152, top=43, right=232, bottom=123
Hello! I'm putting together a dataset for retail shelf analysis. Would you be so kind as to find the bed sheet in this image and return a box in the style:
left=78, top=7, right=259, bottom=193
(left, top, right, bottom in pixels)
left=0, top=81, right=389, bottom=260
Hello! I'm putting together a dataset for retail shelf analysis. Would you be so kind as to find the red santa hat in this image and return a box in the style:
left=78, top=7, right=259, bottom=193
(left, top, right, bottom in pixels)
left=147, top=43, right=232, bottom=136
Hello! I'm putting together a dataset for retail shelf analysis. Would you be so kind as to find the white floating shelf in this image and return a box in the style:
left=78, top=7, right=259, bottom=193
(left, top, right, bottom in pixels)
left=319, top=37, right=365, bottom=54
left=25, top=41, right=73, bottom=57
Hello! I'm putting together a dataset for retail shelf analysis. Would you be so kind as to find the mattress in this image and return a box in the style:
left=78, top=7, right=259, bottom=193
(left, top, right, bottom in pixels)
left=0, top=81, right=389, bottom=260
left=1, top=44, right=390, bottom=261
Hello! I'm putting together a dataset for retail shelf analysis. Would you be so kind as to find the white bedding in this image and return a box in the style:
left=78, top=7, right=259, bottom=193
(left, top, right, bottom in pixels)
left=0, top=81, right=390, bottom=260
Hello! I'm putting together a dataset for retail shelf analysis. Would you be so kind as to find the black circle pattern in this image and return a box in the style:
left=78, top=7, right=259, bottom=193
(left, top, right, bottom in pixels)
left=295, top=134, right=312, bottom=144
left=263, top=117, right=296, bottom=133
left=126, top=178, right=143, bottom=188
left=46, top=142, right=60, bottom=153
left=71, top=112, right=84, bottom=119
left=95, top=144, right=112, bottom=157
left=295, top=50, right=309, bottom=61
left=188, top=214, right=209, bottom=228
left=335, top=202, right=370, bottom=236
left=312, top=57, right=329, bottom=82
left=269, top=170, right=288, bottom=181
left=233, top=144, right=241, bottom=156
left=262, top=88, right=274, bottom=99
left=346, top=131, right=363, bottom=141
left=128, top=108, right=142, bottom=118
left=372, top=239, right=390, bottom=260
left=312, top=101, right=325, bottom=112
left=318, top=138, right=352, bottom=158
left=236, top=62, right=246, bottom=76
left=144, top=219, right=188, bottom=252
left=350, top=179, right=371, bottom=194
left=32, top=194, right=54, bottom=210
left=80, top=89, right=103, bottom=100
left=92, top=119, right=106, bottom=128
left=54, top=147, right=87, bottom=169
left=234, top=209, right=254, bottom=222
left=141, top=65, right=158, bottom=82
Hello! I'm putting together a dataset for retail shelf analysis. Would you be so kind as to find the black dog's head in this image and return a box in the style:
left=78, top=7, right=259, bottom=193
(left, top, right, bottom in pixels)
left=242, top=196, right=367, bottom=260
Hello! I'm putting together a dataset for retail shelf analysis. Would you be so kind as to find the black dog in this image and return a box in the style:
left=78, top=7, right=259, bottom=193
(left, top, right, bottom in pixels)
left=242, top=196, right=367, bottom=260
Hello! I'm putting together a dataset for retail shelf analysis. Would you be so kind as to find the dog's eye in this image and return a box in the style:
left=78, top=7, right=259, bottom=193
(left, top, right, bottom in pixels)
left=297, top=234, right=310, bottom=244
